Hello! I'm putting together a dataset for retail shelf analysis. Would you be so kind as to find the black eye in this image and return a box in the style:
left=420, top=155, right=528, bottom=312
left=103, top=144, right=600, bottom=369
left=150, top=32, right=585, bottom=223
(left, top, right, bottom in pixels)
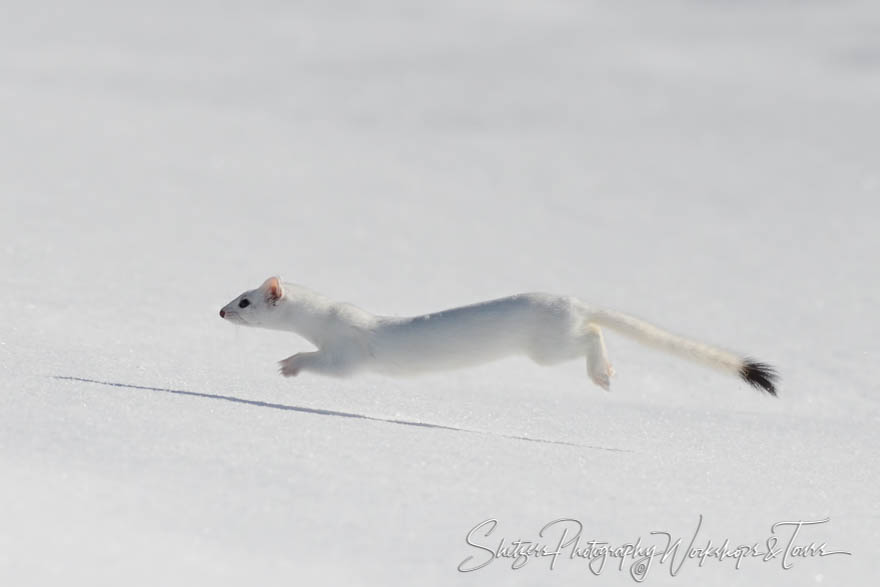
left=238, top=299, right=250, bottom=308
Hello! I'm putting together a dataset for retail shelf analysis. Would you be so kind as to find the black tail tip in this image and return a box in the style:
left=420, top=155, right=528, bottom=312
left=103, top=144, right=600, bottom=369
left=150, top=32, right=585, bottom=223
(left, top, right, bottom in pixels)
left=739, top=359, right=779, bottom=396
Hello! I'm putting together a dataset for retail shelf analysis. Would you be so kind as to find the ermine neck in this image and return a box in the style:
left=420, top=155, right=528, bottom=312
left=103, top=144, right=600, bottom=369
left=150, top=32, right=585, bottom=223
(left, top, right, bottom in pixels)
left=275, top=290, right=338, bottom=346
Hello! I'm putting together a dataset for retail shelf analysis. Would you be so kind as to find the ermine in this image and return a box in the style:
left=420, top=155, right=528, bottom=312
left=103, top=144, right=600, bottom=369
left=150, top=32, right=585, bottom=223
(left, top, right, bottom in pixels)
left=219, top=277, right=778, bottom=395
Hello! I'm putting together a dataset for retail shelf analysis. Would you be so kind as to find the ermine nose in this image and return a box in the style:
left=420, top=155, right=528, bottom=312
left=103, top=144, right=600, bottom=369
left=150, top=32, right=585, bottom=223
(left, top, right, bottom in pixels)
left=219, top=309, right=226, bottom=318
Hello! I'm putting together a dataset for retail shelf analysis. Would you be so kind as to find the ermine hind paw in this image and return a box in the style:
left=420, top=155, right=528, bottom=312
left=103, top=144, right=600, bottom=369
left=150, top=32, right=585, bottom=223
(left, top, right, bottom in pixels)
left=589, top=363, right=614, bottom=391
left=590, top=372, right=611, bottom=391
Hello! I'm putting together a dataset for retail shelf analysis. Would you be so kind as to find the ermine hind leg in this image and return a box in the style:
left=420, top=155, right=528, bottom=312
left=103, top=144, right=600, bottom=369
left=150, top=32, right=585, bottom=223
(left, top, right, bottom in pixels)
left=584, top=323, right=614, bottom=390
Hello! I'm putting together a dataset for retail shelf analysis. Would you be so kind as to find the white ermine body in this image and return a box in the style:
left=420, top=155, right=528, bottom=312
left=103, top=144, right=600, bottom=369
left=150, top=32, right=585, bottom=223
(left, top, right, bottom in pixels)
left=219, top=277, right=777, bottom=394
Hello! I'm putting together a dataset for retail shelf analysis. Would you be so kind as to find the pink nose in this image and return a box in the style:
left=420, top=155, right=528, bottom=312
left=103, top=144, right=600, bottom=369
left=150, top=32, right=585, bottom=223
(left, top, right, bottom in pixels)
left=219, top=309, right=226, bottom=318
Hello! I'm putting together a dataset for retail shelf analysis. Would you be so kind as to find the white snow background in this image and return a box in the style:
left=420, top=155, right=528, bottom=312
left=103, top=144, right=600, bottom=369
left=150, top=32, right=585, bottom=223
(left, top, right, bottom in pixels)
left=1, top=1, right=878, bottom=585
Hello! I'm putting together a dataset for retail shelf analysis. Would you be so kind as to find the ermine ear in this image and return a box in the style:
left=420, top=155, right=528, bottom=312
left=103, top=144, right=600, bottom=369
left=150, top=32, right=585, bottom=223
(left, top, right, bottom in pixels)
left=262, top=276, right=284, bottom=303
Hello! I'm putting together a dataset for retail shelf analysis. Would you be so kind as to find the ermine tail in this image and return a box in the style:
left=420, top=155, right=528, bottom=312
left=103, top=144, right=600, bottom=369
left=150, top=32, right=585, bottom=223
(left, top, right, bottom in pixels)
left=588, top=309, right=778, bottom=395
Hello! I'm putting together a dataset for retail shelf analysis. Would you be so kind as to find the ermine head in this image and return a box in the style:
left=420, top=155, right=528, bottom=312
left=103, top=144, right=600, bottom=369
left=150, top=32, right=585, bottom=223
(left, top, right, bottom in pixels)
left=219, top=276, right=284, bottom=328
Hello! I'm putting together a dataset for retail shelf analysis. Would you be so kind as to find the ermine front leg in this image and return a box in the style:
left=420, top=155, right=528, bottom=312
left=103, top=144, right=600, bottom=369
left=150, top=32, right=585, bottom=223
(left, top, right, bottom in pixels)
left=278, top=351, right=356, bottom=378
left=584, top=323, right=615, bottom=390
left=278, top=353, right=309, bottom=377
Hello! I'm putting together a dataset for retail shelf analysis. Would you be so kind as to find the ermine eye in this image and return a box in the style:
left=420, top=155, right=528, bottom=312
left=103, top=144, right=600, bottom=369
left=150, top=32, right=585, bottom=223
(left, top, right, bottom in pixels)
left=239, top=299, right=250, bottom=308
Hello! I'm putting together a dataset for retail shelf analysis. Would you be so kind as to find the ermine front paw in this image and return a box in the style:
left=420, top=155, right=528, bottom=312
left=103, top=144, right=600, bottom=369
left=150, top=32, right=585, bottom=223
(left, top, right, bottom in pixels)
left=278, top=356, right=300, bottom=377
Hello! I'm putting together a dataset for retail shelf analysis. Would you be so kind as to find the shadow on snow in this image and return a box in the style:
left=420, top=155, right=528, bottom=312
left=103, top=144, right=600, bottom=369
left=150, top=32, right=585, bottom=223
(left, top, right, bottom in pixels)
left=52, top=375, right=630, bottom=453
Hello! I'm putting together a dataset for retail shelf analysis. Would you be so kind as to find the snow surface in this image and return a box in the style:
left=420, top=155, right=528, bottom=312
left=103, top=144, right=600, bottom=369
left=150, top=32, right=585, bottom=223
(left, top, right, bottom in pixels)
left=1, top=1, right=878, bottom=585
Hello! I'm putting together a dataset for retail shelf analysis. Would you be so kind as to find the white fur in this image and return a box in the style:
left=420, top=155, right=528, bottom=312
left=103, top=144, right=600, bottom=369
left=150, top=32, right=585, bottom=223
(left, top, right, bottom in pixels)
left=219, top=277, right=755, bottom=390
